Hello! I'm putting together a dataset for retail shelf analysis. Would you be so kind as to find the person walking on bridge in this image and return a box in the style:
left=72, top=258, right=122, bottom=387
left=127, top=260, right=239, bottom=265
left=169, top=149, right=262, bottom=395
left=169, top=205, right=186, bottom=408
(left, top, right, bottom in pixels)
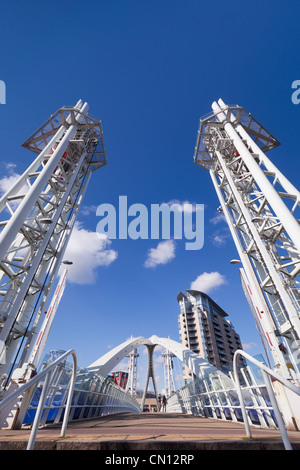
left=157, top=393, right=162, bottom=412
left=162, top=395, right=167, bottom=412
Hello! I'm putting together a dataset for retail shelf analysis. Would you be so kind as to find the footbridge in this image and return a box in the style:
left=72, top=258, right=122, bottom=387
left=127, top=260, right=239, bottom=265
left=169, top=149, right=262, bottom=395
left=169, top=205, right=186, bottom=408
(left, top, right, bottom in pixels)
left=0, top=335, right=233, bottom=430
left=1, top=334, right=300, bottom=450
left=87, top=335, right=233, bottom=411
left=1, top=99, right=300, bottom=451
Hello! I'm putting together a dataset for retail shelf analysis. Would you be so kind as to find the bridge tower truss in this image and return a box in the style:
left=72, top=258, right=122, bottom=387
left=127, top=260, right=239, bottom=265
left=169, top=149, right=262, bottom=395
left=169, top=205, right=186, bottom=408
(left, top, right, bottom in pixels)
left=162, top=348, right=176, bottom=398
left=0, top=100, right=106, bottom=392
left=126, top=348, right=139, bottom=399
left=194, top=98, right=300, bottom=381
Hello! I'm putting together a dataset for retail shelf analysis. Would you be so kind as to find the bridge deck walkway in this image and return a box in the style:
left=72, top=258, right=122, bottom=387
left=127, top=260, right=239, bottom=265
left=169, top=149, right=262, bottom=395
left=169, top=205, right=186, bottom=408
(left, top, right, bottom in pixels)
left=1, top=412, right=300, bottom=450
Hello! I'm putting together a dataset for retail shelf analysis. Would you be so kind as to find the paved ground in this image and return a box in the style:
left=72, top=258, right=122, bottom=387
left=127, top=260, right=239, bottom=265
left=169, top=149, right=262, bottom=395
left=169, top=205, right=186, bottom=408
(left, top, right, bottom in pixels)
left=0, top=412, right=300, bottom=450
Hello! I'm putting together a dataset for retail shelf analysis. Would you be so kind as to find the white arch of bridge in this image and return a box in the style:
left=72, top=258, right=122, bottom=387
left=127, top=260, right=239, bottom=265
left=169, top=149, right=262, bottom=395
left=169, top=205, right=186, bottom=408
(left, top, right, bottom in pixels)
left=87, top=335, right=234, bottom=409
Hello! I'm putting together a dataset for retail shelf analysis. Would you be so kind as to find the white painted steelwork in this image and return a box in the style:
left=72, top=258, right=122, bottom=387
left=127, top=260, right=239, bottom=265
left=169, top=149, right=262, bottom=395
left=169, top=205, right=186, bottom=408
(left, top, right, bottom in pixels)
left=126, top=347, right=139, bottom=398
left=3, top=335, right=299, bottom=440
left=162, top=348, right=176, bottom=398
left=0, top=100, right=106, bottom=391
left=89, top=335, right=300, bottom=436
left=88, top=337, right=152, bottom=376
left=28, top=268, right=68, bottom=368
left=233, top=349, right=300, bottom=450
left=194, top=99, right=300, bottom=380
left=0, top=349, right=77, bottom=450
left=89, top=335, right=233, bottom=382
left=167, top=349, right=300, bottom=448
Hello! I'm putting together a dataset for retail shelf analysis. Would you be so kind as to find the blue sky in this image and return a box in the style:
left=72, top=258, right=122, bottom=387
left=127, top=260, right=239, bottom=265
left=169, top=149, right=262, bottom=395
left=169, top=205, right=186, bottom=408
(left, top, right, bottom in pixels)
left=1, top=0, right=300, bottom=391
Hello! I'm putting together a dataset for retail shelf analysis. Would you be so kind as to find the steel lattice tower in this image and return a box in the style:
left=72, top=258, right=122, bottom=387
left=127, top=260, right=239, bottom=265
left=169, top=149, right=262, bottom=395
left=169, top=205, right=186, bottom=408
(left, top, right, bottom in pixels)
left=126, top=348, right=139, bottom=399
left=194, top=99, right=300, bottom=381
left=162, top=348, right=176, bottom=398
left=0, top=100, right=106, bottom=392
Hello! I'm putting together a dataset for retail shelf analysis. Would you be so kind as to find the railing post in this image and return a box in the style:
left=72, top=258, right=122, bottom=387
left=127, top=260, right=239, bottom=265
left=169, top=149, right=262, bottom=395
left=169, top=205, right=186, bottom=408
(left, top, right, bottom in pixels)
left=60, top=351, right=77, bottom=438
left=233, top=349, right=300, bottom=450
left=0, top=349, right=77, bottom=450
left=233, top=352, right=252, bottom=438
left=27, top=371, right=52, bottom=450
left=261, top=371, right=293, bottom=450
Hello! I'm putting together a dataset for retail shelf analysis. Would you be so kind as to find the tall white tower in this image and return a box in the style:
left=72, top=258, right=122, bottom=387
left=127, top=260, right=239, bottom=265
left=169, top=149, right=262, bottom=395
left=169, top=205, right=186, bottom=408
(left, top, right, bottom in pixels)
left=162, top=348, right=176, bottom=398
left=194, top=99, right=300, bottom=381
left=126, top=348, right=139, bottom=399
left=0, top=100, right=106, bottom=393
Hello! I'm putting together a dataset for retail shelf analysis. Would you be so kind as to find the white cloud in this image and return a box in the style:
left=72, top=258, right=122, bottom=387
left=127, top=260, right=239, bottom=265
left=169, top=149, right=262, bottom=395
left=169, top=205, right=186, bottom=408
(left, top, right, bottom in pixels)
left=0, top=173, right=20, bottom=195
left=209, top=213, right=231, bottom=246
left=144, top=240, right=176, bottom=268
left=0, top=163, right=30, bottom=217
left=210, top=213, right=226, bottom=225
left=190, top=271, right=227, bottom=293
left=242, top=342, right=257, bottom=351
left=211, top=227, right=231, bottom=247
left=80, top=204, right=98, bottom=216
left=212, top=233, right=227, bottom=246
left=0, top=163, right=28, bottom=197
left=62, top=221, right=118, bottom=284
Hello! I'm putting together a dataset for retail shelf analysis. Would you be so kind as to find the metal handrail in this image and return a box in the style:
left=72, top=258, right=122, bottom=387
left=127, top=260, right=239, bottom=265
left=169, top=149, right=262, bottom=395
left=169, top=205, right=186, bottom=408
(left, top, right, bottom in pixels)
left=0, top=349, right=77, bottom=450
left=233, top=349, right=300, bottom=450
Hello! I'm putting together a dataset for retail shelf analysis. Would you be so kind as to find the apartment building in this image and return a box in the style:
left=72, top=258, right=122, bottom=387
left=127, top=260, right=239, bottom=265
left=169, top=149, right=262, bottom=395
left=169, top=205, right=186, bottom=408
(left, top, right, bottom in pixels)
left=177, top=289, right=243, bottom=377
